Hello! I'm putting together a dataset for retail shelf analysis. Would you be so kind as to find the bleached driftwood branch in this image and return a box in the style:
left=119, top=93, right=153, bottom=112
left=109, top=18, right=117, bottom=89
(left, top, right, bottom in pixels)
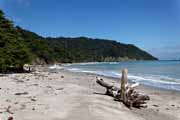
left=96, top=69, right=150, bottom=108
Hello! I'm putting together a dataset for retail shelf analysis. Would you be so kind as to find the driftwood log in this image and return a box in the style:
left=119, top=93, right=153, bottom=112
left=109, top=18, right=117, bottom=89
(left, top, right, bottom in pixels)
left=96, top=68, right=150, bottom=108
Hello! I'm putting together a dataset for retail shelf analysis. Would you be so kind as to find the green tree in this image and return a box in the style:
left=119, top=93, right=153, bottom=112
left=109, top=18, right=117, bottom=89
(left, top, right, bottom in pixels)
left=0, top=9, right=30, bottom=72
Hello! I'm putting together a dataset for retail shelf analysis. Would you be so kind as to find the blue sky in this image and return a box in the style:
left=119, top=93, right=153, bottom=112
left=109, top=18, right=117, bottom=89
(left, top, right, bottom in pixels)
left=0, top=0, right=180, bottom=60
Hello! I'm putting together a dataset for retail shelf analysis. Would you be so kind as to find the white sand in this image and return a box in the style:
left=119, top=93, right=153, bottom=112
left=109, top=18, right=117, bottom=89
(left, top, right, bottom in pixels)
left=0, top=66, right=180, bottom=120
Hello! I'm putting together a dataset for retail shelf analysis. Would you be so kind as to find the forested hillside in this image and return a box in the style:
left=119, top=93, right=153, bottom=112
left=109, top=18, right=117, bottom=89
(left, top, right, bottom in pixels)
left=45, top=37, right=157, bottom=63
left=0, top=9, right=157, bottom=72
left=0, top=10, right=30, bottom=72
left=17, top=27, right=157, bottom=63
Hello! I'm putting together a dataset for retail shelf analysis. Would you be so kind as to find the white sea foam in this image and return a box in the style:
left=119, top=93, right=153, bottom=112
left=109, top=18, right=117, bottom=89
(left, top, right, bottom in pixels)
left=49, top=62, right=180, bottom=91
left=107, top=62, right=119, bottom=65
left=69, top=62, right=103, bottom=65
left=67, top=62, right=119, bottom=66
left=65, top=67, right=180, bottom=91
left=67, top=68, right=81, bottom=71
left=49, top=64, right=63, bottom=69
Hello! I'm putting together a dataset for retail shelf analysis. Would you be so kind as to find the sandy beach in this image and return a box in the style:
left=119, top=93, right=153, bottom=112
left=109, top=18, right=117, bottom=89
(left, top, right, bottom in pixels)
left=0, top=66, right=180, bottom=120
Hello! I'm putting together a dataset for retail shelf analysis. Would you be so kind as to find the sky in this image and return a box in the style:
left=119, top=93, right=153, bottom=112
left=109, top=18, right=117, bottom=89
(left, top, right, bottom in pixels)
left=0, top=0, right=180, bottom=60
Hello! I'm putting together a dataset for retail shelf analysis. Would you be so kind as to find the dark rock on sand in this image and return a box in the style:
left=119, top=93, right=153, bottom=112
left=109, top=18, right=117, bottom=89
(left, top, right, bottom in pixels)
left=15, top=92, right=28, bottom=95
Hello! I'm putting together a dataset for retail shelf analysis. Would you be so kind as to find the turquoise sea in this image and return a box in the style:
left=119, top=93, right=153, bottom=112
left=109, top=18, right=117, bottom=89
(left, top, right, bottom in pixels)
left=51, top=61, right=180, bottom=91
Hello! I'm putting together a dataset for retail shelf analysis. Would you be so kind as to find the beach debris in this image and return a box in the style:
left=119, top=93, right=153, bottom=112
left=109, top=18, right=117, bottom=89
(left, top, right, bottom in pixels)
left=20, top=104, right=26, bottom=110
left=0, top=106, right=14, bottom=114
left=0, top=74, right=4, bottom=77
left=8, top=116, right=13, bottom=120
left=47, top=86, right=52, bottom=88
left=14, top=102, right=18, bottom=104
left=153, top=104, right=159, bottom=107
left=33, top=84, right=38, bottom=86
left=171, top=104, right=175, bottom=107
left=27, top=84, right=38, bottom=87
left=16, top=80, right=24, bottom=83
left=56, top=88, right=64, bottom=90
left=6, top=106, right=14, bottom=114
left=6, top=99, right=11, bottom=103
left=31, top=98, right=37, bottom=102
left=15, top=92, right=28, bottom=96
left=96, top=68, right=150, bottom=108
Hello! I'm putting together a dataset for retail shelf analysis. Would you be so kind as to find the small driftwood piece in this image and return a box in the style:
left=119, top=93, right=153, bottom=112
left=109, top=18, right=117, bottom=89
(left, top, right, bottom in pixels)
left=0, top=106, right=14, bottom=114
left=96, top=69, right=150, bottom=108
left=96, top=77, right=120, bottom=97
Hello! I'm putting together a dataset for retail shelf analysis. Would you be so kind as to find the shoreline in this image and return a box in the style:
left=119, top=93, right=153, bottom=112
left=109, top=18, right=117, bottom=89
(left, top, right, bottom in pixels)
left=58, top=60, right=180, bottom=92
left=65, top=69, right=180, bottom=95
left=0, top=66, right=180, bottom=120
left=62, top=67, right=180, bottom=92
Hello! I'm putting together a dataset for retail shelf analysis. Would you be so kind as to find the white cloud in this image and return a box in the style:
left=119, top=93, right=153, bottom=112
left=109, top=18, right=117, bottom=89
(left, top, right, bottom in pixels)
left=14, top=17, right=23, bottom=23
left=149, top=45, right=180, bottom=60
left=17, top=0, right=23, bottom=4
left=7, top=15, right=23, bottom=24
left=16, top=0, right=30, bottom=7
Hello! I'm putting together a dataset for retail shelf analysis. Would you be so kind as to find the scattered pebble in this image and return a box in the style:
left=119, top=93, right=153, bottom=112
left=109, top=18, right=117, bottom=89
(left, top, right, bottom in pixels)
left=47, top=86, right=52, bottom=88
left=33, top=84, right=39, bottom=86
left=14, top=102, right=18, bottom=104
left=15, top=92, right=28, bottom=96
left=56, top=88, right=64, bottom=90
left=61, top=75, right=64, bottom=78
left=31, top=98, right=37, bottom=102
left=6, top=99, right=11, bottom=103
left=21, top=104, right=26, bottom=109
left=16, top=80, right=24, bottom=83
left=8, top=116, right=13, bottom=120
left=166, top=108, right=170, bottom=110
left=153, top=104, right=159, bottom=107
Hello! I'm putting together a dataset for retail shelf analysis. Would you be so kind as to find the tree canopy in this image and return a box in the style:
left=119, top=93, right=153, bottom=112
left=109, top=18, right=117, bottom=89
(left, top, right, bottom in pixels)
left=0, top=10, right=30, bottom=72
left=17, top=27, right=157, bottom=64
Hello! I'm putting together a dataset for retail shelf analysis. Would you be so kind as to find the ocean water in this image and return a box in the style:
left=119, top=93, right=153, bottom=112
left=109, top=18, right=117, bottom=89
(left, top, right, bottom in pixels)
left=50, top=61, right=180, bottom=91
